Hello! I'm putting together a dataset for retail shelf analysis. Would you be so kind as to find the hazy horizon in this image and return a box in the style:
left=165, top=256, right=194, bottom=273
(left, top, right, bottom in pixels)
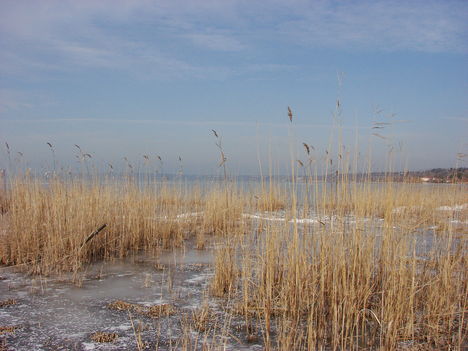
left=1, top=0, right=467, bottom=175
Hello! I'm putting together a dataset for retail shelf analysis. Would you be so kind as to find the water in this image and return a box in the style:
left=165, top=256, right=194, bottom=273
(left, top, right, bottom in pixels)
left=0, top=247, right=225, bottom=350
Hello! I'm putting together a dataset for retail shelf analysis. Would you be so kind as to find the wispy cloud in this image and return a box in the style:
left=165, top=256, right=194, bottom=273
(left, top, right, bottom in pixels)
left=281, top=1, right=468, bottom=53
left=1, top=0, right=465, bottom=81
left=0, top=1, right=239, bottom=79
left=184, top=32, right=246, bottom=51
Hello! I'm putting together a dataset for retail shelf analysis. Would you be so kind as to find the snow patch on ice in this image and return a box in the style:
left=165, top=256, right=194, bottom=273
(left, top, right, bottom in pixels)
left=242, top=212, right=373, bottom=226
left=242, top=213, right=286, bottom=222
left=185, top=272, right=213, bottom=285
left=450, top=219, right=468, bottom=225
left=436, top=204, right=468, bottom=211
left=391, top=206, right=408, bottom=214
left=176, top=212, right=203, bottom=218
left=112, top=324, right=132, bottom=331
left=291, top=218, right=319, bottom=224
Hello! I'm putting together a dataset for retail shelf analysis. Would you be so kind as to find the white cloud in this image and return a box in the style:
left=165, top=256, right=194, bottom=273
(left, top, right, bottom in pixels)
left=0, top=0, right=240, bottom=79
left=0, top=0, right=466, bottom=80
left=278, top=0, right=468, bottom=52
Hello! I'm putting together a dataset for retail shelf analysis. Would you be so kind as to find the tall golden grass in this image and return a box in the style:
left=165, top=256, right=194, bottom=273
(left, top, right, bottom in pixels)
left=0, top=126, right=467, bottom=349
left=209, top=181, right=467, bottom=350
left=0, top=175, right=252, bottom=275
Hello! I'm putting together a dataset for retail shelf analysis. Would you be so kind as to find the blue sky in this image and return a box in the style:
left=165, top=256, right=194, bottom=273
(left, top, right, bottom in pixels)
left=1, top=0, right=467, bottom=175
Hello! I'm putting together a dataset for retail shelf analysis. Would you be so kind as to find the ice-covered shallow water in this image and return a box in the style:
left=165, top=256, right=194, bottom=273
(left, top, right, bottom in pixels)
left=0, top=247, right=254, bottom=350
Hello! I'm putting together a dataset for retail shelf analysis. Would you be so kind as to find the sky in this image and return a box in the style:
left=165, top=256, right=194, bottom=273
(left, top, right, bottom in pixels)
left=1, top=0, right=467, bottom=175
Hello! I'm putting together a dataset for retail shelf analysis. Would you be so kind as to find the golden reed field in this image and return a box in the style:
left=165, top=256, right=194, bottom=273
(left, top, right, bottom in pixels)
left=0, top=124, right=467, bottom=350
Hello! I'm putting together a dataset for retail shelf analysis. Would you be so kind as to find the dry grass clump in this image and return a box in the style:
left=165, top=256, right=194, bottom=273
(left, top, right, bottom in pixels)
left=254, top=182, right=286, bottom=212
left=230, top=301, right=259, bottom=317
left=108, top=300, right=175, bottom=319
left=108, top=300, right=140, bottom=312
left=90, top=331, right=118, bottom=343
left=142, top=303, right=175, bottom=318
left=0, top=299, right=16, bottom=308
left=210, top=244, right=238, bottom=297
left=191, top=302, right=212, bottom=332
left=201, top=185, right=245, bottom=236
left=153, top=263, right=167, bottom=271
left=0, top=326, right=19, bottom=335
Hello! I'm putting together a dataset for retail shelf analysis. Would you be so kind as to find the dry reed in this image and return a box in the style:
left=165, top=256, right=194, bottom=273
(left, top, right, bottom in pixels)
left=0, top=125, right=467, bottom=350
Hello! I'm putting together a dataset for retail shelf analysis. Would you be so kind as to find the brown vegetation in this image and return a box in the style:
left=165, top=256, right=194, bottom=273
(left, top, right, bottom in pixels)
left=0, top=326, right=19, bottom=335
left=90, top=331, right=118, bottom=343
left=0, top=118, right=467, bottom=349
left=0, top=299, right=16, bottom=308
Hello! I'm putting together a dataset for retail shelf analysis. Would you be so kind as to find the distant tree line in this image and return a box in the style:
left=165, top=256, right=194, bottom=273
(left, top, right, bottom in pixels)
left=406, top=168, right=468, bottom=183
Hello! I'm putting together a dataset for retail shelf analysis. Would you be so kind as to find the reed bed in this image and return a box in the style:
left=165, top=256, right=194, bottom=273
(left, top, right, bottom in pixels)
left=209, top=181, right=467, bottom=350
left=0, top=175, right=251, bottom=275
left=0, top=143, right=467, bottom=350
